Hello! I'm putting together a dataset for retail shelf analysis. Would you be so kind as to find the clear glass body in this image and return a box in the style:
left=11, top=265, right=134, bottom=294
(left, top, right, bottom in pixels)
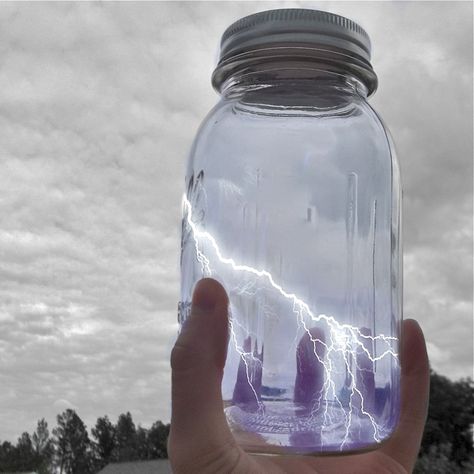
left=179, top=65, right=402, bottom=455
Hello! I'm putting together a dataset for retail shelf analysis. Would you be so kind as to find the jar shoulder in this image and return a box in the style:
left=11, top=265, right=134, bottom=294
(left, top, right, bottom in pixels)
left=188, top=95, right=396, bottom=170
left=194, top=96, right=392, bottom=146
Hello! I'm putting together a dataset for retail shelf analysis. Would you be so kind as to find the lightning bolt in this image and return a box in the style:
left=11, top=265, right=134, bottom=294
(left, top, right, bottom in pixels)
left=229, top=317, right=265, bottom=414
left=182, top=195, right=399, bottom=450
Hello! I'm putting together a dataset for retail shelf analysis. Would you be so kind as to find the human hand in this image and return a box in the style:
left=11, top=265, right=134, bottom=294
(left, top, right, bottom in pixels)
left=168, top=278, right=429, bottom=473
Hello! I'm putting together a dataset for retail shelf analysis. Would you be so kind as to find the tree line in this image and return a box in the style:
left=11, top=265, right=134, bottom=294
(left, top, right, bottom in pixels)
left=0, top=371, right=473, bottom=473
left=415, top=372, right=474, bottom=473
left=0, top=411, right=169, bottom=473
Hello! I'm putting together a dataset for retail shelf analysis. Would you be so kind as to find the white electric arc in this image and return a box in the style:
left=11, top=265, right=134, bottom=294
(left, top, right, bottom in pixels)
left=182, top=194, right=399, bottom=449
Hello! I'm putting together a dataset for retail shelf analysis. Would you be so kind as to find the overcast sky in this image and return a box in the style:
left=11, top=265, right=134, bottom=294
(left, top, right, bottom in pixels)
left=0, top=1, right=472, bottom=443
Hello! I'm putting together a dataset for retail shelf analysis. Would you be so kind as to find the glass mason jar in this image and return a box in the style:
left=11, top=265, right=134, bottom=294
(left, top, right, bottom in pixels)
left=179, top=8, right=402, bottom=455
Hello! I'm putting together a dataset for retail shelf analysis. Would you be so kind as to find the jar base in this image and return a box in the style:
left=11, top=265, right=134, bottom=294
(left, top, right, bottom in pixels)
left=225, top=400, right=393, bottom=455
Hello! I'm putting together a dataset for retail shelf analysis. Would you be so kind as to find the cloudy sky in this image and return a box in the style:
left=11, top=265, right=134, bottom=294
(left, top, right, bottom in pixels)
left=0, top=1, right=472, bottom=443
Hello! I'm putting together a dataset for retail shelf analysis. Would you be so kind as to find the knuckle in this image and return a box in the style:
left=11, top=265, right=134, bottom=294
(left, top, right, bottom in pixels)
left=170, top=342, right=203, bottom=373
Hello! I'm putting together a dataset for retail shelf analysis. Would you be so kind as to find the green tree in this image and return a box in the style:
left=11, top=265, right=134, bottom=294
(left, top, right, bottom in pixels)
left=32, top=418, right=53, bottom=473
left=16, top=432, right=36, bottom=470
left=91, top=415, right=116, bottom=468
left=136, top=426, right=150, bottom=460
left=148, top=421, right=170, bottom=459
left=114, top=412, right=138, bottom=461
left=415, top=443, right=464, bottom=473
left=53, top=409, right=93, bottom=474
left=0, top=434, right=37, bottom=472
left=420, top=372, right=474, bottom=466
left=0, top=440, right=16, bottom=471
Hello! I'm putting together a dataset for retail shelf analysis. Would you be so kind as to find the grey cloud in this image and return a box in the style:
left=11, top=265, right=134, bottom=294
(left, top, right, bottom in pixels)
left=0, top=1, right=471, bottom=442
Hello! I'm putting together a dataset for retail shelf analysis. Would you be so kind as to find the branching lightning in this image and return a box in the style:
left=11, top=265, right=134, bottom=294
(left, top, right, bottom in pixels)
left=182, top=195, right=399, bottom=449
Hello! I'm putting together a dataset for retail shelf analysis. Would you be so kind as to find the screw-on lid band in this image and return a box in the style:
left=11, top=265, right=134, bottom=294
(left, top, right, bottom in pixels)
left=219, top=8, right=372, bottom=63
left=212, top=9, right=377, bottom=96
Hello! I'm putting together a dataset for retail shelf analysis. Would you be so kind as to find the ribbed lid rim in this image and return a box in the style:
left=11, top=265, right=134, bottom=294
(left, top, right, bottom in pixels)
left=219, top=8, right=372, bottom=62
left=213, top=9, right=377, bottom=96
left=221, top=8, right=371, bottom=54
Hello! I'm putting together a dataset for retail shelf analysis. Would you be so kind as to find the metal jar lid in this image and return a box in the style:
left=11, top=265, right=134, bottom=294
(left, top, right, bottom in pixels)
left=212, top=8, right=377, bottom=95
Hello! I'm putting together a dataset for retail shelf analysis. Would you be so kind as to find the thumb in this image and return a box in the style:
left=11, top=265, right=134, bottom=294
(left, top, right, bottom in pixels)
left=168, top=278, right=238, bottom=472
left=379, top=318, right=430, bottom=472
